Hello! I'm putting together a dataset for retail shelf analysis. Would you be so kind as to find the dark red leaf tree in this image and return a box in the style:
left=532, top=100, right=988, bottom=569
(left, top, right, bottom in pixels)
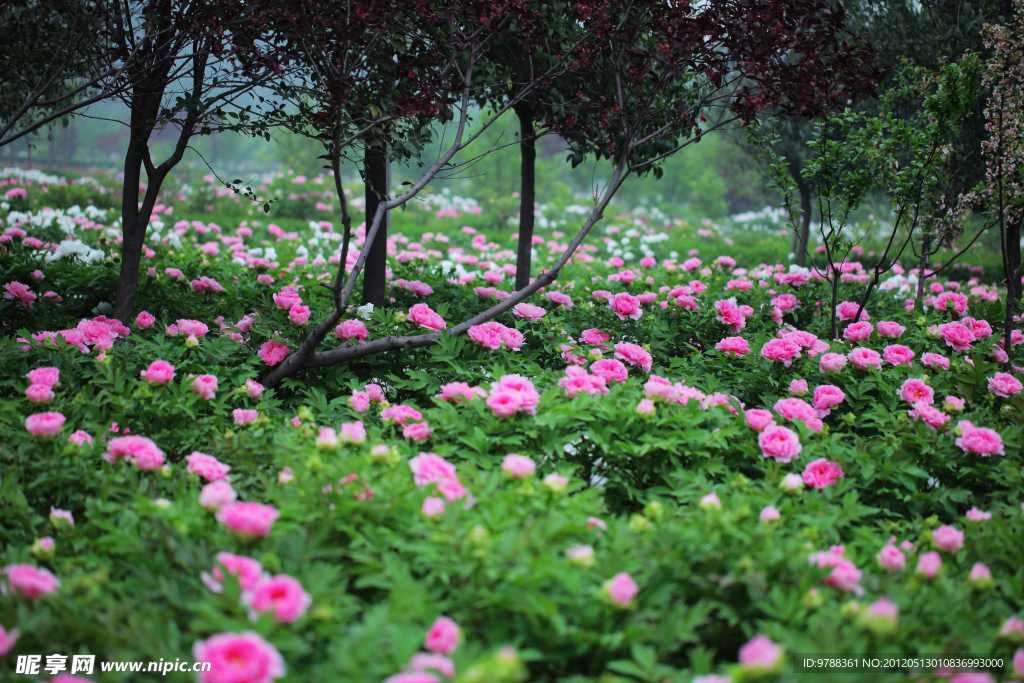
left=259, top=0, right=882, bottom=390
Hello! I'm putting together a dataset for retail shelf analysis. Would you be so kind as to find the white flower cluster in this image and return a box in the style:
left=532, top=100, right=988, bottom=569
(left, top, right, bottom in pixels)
left=46, top=240, right=105, bottom=265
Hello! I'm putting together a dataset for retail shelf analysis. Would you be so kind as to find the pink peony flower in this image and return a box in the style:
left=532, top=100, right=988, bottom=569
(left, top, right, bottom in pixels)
left=335, top=319, right=369, bottom=344
left=955, top=423, right=1005, bottom=456
left=921, top=352, right=951, bottom=370
left=847, top=347, right=882, bottom=370
left=811, top=385, right=845, bottom=417
left=199, top=481, right=237, bottom=510
left=258, top=341, right=289, bottom=365
left=512, top=302, right=547, bottom=320
left=932, top=524, right=964, bottom=552
left=140, top=359, right=176, bottom=384
left=877, top=320, right=905, bottom=338
left=409, top=453, right=458, bottom=488
left=468, top=322, right=505, bottom=349
left=758, top=425, right=802, bottom=463
left=935, top=291, right=969, bottom=316
left=243, top=574, right=312, bottom=623
left=916, top=550, right=943, bottom=578
left=340, top=421, right=366, bottom=444
left=636, top=398, right=656, bottom=415
left=739, top=635, right=785, bottom=673
left=68, top=429, right=93, bottom=447
left=27, top=366, right=59, bottom=387
left=761, top=338, right=802, bottom=367
left=348, top=391, right=370, bottom=413
left=193, top=631, right=285, bottom=683
left=908, top=402, right=950, bottom=429
left=883, top=344, right=915, bottom=366
left=966, top=507, right=991, bottom=522
left=233, top=409, right=259, bottom=426
left=745, top=409, right=776, bottom=432
left=192, top=374, right=219, bottom=400
left=501, top=327, right=525, bottom=350
left=989, top=372, right=1023, bottom=398
left=272, top=290, right=302, bottom=311
left=403, top=422, right=434, bottom=442
left=1000, top=617, right=1024, bottom=639
left=802, top=458, right=844, bottom=490
left=614, top=342, right=653, bottom=373
left=288, top=305, right=311, bottom=325
left=381, top=404, right=423, bottom=426
left=101, top=435, right=164, bottom=470
left=938, top=322, right=976, bottom=351
left=836, top=301, right=869, bottom=321
left=240, top=379, right=264, bottom=398
left=774, top=397, right=816, bottom=423
left=790, top=379, right=809, bottom=395
left=384, top=673, right=440, bottom=683
left=0, top=623, right=19, bottom=657
left=591, top=359, right=628, bottom=383
left=714, top=298, right=746, bottom=331
left=204, top=552, right=264, bottom=593
left=602, top=572, right=639, bottom=607
left=408, top=653, right=455, bottom=678
left=2, top=563, right=60, bottom=599
left=809, top=550, right=862, bottom=593
left=877, top=543, right=906, bottom=570
left=435, top=382, right=487, bottom=403
left=26, top=383, right=54, bottom=403
left=490, top=374, right=541, bottom=414
left=3, top=281, right=36, bottom=309
left=715, top=336, right=751, bottom=356
left=608, top=293, right=643, bottom=320
left=25, top=412, right=66, bottom=437
left=899, top=378, right=934, bottom=404
left=843, top=321, right=873, bottom=342
left=818, top=352, right=848, bottom=373
left=421, top=497, right=446, bottom=518
left=760, top=505, right=781, bottom=521
left=177, top=319, right=209, bottom=338
left=186, top=452, right=231, bottom=481
left=424, top=616, right=461, bottom=655
left=580, top=328, right=611, bottom=344
left=409, top=303, right=446, bottom=330
left=501, top=454, right=536, bottom=478
left=216, top=502, right=280, bottom=538
left=136, top=311, right=156, bottom=329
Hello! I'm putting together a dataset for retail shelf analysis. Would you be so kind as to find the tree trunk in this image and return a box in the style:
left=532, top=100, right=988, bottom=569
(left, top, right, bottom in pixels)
left=830, top=274, right=841, bottom=341
left=514, top=102, right=536, bottom=291
left=795, top=177, right=812, bottom=268
left=916, top=233, right=931, bottom=309
left=1008, top=213, right=1023, bottom=303
left=112, top=119, right=149, bottom=323
left=361, top=137, right=389, bottom=308
left=112, top=80, right=170, bottom=323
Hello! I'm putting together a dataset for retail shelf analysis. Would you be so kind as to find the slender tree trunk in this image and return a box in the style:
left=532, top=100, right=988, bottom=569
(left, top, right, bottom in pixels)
left=916, top=234, right=931, bottom=309
left=113, top=118, right=149, bottom=323
left=830, top=275, right=840, bottom=341
left=361, top=137, right=390, bottom=308
left=112, top=80, right=173, bottom=323
left=796, top=178, right=811, bottom=268
left=514, top=103, right=536, bottom=291
left=1008, top=213, right=1022, bottom=303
